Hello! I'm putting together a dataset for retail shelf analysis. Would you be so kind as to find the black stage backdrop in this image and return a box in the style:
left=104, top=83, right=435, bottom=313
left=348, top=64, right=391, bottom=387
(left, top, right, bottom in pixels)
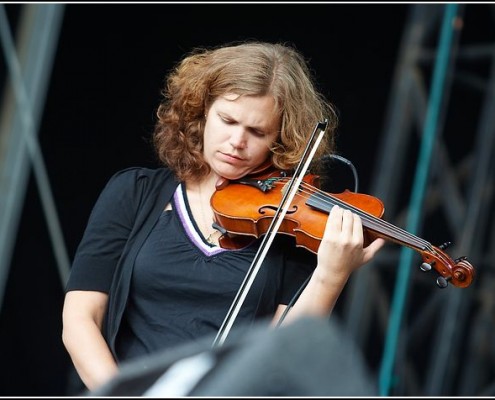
left=1, top=3, right=412, bottom=395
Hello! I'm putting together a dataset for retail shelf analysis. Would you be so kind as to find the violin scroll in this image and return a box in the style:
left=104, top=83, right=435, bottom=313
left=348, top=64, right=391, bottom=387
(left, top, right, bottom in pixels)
left=419, top=245, right=475, bottom=288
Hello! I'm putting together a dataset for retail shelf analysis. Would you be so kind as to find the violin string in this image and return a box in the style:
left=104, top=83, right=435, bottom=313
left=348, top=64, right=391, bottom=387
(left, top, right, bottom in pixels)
left=301, top=183, right=433, bottom=251
left=276, top=177, right=434, bottom=252
left=307, top=186, right=432, bottom=250
left=293, top=182, right=462, bottom=274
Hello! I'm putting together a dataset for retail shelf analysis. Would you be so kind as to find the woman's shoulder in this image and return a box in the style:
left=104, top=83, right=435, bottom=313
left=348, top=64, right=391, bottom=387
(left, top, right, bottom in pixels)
left=97, top=167, right=179, bottom=202
left=108, top=166, right=178, bottom=186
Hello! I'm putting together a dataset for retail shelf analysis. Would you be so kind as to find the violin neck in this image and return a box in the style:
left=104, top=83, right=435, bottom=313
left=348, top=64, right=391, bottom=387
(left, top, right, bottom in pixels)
left=306, top=193, right=431, bottom=252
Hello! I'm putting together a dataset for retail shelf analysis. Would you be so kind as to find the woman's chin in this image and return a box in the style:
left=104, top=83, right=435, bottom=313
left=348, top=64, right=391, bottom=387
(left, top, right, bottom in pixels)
left=214, top=166, right=251, bottom=181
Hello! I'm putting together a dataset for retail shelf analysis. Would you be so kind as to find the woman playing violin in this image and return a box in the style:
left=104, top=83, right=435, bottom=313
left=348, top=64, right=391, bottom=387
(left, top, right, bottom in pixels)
left=61, top=40, right=386, bottom=392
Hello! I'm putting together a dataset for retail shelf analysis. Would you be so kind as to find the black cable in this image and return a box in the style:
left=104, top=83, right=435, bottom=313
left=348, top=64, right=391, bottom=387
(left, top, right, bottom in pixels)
left=275, top=271, right=313, bottom=328
left=323, top=153, right=360, bottom=193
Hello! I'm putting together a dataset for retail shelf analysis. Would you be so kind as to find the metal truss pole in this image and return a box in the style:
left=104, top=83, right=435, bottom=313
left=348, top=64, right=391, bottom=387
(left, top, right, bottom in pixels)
left=426, top=25, right=495, bottom=396
left=0, top=4, right=67, bottom=311
left=379, top=3, right=462, bottom=395
left=342, top=3, right=495, bottom=396
left=343, top=2, right=446, bottom=352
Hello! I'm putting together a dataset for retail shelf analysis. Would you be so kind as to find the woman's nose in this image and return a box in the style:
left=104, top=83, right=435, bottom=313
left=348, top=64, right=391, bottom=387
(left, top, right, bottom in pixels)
left=229, top=128, right=247, bottom=149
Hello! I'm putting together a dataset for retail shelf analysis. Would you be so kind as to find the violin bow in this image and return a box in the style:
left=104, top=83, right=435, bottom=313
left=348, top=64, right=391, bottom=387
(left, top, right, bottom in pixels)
left=212, top=119, right=329, bottom=348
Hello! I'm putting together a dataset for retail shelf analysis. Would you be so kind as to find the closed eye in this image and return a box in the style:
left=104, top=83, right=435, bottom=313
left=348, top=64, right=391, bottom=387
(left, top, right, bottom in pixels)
left=249, top=128, right=266, bottom=138
left=221, top=117, right=236, bottom=125
left=219, top=114, right=267, bottom=138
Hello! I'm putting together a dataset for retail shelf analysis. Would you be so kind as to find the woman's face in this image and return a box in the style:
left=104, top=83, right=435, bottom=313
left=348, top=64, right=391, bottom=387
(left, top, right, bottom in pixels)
left=203, top=94, right=281, bottom=181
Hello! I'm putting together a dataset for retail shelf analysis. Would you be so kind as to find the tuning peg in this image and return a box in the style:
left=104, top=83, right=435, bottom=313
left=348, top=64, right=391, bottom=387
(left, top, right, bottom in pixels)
left=436, top=275, right=451, bottom=288
left=439, top=241, right=452, bottom=250
left=420, top=262, right=433, bottom=272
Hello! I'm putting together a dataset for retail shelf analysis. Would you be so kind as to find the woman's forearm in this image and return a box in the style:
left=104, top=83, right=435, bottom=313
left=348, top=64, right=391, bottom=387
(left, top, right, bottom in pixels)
left=277, top=266, right=350, bottom=325
left=62, top=319, right=119, bottom=391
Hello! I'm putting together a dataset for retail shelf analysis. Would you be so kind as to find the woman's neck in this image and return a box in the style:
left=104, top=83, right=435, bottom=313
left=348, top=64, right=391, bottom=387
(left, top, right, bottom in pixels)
left=185, top=175, right=223, bottom=245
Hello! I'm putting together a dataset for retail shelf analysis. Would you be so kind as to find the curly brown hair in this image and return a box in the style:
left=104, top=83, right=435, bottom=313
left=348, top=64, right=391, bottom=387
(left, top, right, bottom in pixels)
left=153, top=41, right=338, bottom=182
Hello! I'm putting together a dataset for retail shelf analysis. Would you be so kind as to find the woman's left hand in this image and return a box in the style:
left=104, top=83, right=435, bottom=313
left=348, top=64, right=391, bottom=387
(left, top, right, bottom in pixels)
left=316, top=205, right=386, bottom=280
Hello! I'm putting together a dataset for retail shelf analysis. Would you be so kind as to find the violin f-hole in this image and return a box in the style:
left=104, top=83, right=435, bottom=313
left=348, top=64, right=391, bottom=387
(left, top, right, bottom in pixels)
left=259, top=205, right=298, bottom=215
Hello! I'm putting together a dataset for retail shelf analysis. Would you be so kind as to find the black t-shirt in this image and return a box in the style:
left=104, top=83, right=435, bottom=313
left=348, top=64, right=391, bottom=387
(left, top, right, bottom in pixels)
left=116, top=183, right=314, bottom=362
left=66, top=168, right=316, bottom=364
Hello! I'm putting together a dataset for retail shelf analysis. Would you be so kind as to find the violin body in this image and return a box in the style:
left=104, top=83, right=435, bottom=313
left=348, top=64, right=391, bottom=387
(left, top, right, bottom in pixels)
left=211, top=168, right=475, bottom=289
left=211, top=172, right=384, bottom=254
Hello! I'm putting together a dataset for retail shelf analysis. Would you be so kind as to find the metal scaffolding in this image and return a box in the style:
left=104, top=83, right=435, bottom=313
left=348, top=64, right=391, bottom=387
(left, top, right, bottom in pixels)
left=0, top=4, right=68, bottom=310
left=342, top=3, right=495, bottom=396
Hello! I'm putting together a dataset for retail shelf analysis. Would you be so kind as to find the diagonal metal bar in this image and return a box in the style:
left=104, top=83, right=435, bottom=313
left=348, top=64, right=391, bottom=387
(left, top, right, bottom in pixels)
left=0, top=4, right=67, bottom=312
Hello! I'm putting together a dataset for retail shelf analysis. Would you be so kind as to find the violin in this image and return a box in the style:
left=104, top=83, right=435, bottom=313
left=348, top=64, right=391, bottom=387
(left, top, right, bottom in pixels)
left=211, top=167, right=475, bottom=289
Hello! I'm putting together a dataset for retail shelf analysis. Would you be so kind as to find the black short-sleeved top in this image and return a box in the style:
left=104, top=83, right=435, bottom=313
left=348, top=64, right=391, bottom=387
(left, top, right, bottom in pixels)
left=66, top=167, right=316, bottom=362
